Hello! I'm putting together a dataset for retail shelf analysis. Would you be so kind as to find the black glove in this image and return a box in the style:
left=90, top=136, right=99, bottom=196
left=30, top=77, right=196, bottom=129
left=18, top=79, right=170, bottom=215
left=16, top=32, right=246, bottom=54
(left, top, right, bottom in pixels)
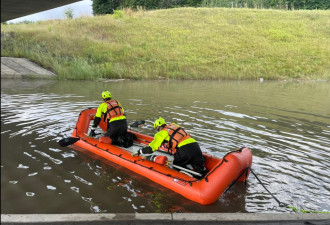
left=141, top=146, right=153, bottom=154
left=89, top=128, right=96, bottom=137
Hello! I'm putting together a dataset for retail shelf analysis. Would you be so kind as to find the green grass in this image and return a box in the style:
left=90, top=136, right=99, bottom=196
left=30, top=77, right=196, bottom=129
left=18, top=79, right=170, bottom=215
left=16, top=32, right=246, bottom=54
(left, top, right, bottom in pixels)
left=1, top=7, right=329, bottom=80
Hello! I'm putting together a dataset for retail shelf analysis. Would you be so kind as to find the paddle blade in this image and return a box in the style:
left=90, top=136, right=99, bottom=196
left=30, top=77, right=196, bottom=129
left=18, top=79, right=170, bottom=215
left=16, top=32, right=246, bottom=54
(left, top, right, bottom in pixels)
left=58, top=137, right=80, bottom=147
left=130, top=120, right=145, bottom=128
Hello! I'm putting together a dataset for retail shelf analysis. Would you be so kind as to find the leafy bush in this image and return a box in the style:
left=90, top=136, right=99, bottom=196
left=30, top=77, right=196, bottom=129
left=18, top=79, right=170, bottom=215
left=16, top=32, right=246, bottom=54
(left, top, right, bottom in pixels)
left=64, top=7, right=74, bottom=19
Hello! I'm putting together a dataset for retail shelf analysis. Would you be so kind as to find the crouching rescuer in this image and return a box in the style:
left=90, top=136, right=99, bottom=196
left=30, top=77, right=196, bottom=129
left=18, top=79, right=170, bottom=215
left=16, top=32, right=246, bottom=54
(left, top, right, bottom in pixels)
left=89, top=91, right=129, bottom=145
left=132, top=117, right=207, bottom=175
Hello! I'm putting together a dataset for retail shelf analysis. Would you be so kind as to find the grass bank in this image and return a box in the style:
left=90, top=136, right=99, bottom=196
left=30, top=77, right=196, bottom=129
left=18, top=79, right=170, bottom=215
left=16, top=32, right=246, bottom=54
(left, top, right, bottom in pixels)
left=1, top=7, right=329, bottom=80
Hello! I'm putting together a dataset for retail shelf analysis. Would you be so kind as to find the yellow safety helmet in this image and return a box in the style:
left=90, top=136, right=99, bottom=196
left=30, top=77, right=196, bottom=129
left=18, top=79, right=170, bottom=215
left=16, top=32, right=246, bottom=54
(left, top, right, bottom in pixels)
left=154, top=117, right=166, bottom=129
left=101, top=91, right=112, bottom=100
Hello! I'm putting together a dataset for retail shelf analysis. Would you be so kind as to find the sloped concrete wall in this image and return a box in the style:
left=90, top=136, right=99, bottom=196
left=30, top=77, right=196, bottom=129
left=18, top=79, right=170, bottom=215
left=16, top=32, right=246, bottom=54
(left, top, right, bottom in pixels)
left=1, top=57, right=56, bottom=78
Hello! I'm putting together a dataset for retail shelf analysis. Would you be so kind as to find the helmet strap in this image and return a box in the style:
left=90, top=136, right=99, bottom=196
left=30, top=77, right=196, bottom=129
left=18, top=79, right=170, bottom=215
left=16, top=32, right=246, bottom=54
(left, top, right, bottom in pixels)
left=157, top=124, right=165, bottom=131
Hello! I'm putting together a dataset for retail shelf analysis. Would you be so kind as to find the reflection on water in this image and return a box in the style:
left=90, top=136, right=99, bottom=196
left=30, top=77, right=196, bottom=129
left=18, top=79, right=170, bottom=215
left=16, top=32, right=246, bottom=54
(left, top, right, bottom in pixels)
left=1, top=79, right=330, bottom=213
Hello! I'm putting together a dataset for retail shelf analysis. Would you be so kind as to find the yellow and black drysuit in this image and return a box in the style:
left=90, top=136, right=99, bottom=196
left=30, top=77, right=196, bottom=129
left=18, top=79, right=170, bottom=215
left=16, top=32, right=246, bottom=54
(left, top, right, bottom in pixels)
left=138, top=123, right=205, bottom=174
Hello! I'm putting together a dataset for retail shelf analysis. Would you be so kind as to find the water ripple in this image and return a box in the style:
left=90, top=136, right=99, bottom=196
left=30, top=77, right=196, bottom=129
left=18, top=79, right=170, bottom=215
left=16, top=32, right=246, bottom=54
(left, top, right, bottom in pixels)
left=1, top=80, right=330, bottom=213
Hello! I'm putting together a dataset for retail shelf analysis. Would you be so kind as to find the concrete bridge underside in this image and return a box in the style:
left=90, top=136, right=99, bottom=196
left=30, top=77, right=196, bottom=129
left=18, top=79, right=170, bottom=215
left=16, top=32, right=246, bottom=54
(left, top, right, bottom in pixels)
left=1, top=0, right=82, bottom=22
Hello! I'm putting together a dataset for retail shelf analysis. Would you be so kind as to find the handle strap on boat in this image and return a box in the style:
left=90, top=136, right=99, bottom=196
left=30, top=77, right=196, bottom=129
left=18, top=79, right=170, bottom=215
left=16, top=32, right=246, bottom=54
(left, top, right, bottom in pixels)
left=204, top=147, right=244, bottom=182
left=224, top=167, right=249, bottom=193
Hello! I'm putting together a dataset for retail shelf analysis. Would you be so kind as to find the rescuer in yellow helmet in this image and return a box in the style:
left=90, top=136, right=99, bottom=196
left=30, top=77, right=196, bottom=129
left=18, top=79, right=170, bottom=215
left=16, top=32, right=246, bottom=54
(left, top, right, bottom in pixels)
left=89, top=91, right=128, bottom=144
left=132, top=117, right=206, bottom=175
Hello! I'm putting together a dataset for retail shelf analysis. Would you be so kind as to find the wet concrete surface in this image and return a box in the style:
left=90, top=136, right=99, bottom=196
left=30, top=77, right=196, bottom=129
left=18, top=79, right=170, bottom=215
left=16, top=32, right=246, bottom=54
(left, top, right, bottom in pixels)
left=1, top=213, right=330, bottom=225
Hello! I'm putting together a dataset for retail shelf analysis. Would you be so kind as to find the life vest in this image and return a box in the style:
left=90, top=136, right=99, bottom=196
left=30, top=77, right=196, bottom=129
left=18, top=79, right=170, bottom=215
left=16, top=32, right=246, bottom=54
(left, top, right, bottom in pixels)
left=163, top=123, right=191, bottom=151
left=104, top=100, right=124, bottom=121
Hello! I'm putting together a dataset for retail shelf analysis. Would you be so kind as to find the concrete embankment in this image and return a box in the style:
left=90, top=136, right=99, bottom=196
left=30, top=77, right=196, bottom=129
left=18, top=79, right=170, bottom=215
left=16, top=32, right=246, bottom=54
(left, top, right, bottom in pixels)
left=1, top=57, right=55, bottom=78
left=1, top=213, right=330, bottom=225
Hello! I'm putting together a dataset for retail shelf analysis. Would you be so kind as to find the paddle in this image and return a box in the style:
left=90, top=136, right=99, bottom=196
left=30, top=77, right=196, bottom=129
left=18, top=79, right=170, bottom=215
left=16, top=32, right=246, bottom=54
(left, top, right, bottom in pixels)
left=171, top=164, right=203, bottom=177
left=131, top=149, right=203, bottom=177
left=58, top=137, right=81, bottom=147
left=58, top=133, right=98, bottom=147
left=58, top=137, right=80, bottom=147
left=129, top=120, right=145, bottom=128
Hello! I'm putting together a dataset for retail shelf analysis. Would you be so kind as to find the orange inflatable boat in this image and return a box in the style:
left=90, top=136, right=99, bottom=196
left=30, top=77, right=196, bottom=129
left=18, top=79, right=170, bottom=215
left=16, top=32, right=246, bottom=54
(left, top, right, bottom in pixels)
left=63, top=108, right=253, bottom=205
